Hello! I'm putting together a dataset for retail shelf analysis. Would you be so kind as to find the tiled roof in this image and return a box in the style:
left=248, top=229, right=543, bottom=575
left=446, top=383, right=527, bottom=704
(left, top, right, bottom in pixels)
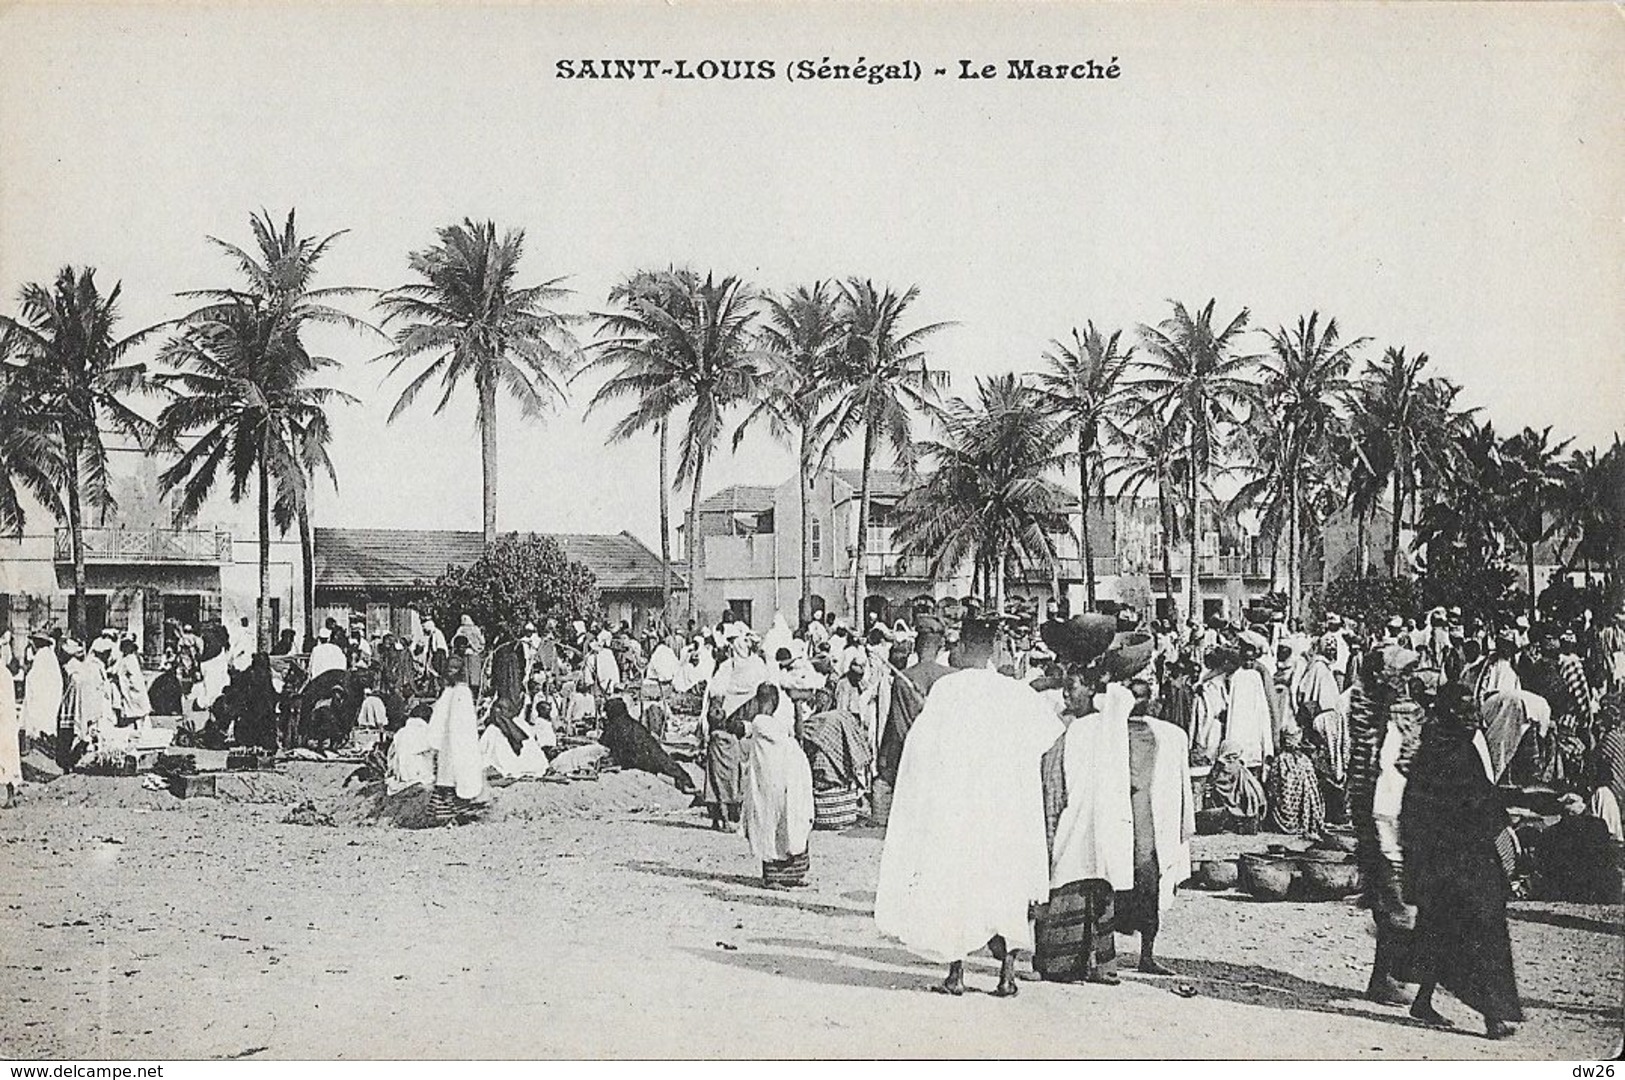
left=314, top=528, right=680, bottom=594
left=695, top=484, right=778, bottom=514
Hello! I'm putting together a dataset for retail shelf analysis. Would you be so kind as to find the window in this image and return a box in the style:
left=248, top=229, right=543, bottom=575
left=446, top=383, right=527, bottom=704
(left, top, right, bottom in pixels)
left=1203, top=598, right=1226, bottom=622
left=809, top=520, right=822, bottom=563
left=725, top=599, right=753, bottom=627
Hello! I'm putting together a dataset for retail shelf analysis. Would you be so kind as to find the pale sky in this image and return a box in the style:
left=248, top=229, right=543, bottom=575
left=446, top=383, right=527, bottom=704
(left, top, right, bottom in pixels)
left=1, top=2, right=1620, bottom=553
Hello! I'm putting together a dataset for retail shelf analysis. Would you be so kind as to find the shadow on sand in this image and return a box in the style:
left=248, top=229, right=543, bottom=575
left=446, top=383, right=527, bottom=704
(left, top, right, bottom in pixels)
left=622, top=860, right=868, bottom=919
left=1508, top=905, right=1625, bottom=937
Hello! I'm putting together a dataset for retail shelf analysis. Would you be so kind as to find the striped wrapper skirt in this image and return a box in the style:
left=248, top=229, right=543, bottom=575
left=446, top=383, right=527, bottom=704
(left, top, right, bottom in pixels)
left=1033, top=880, right=1117, bottom=982
left=813, top=785, right=861, bottom=830
left=762, top=850, right=810, bottom=887
left=427, top=785, right=484, bottom=826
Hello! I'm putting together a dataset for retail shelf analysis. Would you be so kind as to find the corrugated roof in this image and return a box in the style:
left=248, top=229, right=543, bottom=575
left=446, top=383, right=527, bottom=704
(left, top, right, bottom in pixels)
left=314, top=528, right=680, bottom=594
left=695, top=484, right=778, bottom=514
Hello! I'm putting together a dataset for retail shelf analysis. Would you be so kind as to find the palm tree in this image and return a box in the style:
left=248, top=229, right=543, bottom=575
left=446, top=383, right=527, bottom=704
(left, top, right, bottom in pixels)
left=376, top=220, right=582, bottom=545
left=1104, top=403, right=1188, bottom=622
left=0, top=362, right=64, bottom=538
left=734, top=282, right=844, bottom=624
left=154, top=299, right=356, bottom=648
left=581, top=270, right=690, bottom=622
left=1135, top=299, right=1260, bottom=623
left=1499, top=425, right=1572, bottom=621
left=1034, top=323, right=1133, bottom=608
left=589, top=269, right=764, bottom=625
left=1557, top=440, right=1622, bottom=588
left=894, top=374, right=1073, bottom=614
left=0, top=268, right=163, bottom=638
left=818, top=280, right=950, bottom=620
left=1258, top=313, right=1364, bottom=617
left=183, top=209, right=371, bottom=643
left=1348, top=348, right=1471, bottom=576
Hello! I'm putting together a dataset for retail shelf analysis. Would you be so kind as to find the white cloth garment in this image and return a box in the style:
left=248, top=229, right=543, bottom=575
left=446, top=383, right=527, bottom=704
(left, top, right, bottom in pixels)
left=385, top=717, right=436, bottom=794
left=593, top=646, right=620, bottom=694
left=1225, top=666, right=1275, bottom=767
left=645, top=643, right=681, bottom=684
left=22, top=646, right=63, bottom=740
left=1051, top=684, right=1136, bottom=892
left=742, top=697, right=814, bottom=863
left=1590, top=787, right=1623, bottom=842
left=874, top=668, right=1064, bottom=964
left=1144, top=719, right=1197, bottom=908
left=479, top=716, right=551, bottom=779
left=113, top=653, right=150, bottom=721
left=193, top=651, right=231, bottom=711
left=1193, top=675, right=1228, bottom=762
left=308, top=642, right=347, bottom=680
left=761, top=613, right=794, bottom=663
left=425, top=684, right=484, bottom=800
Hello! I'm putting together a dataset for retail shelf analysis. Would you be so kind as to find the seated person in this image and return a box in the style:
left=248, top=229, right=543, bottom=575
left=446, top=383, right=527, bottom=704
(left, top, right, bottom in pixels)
left=1201, top=739, right=1267, bottom=834
left=1531, top=793, right=1622, bottom=903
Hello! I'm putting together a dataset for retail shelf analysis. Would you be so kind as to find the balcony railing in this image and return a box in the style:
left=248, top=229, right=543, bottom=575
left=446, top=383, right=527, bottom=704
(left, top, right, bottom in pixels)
left=859, top=551, right=934, bottom=580
left=55, top=526, right=233, bottom=564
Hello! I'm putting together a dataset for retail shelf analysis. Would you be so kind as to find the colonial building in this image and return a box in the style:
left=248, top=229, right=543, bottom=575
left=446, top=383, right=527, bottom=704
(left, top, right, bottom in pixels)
left=679, top=467, right=1283, bottom=631
left=312, top=527, right=679, bottom=637
left=0, top=451, right=299, bottom=660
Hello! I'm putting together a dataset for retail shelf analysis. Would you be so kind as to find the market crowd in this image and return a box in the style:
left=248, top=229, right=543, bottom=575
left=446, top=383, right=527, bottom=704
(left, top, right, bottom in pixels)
left=3, top=592, right=1622, bottom=1039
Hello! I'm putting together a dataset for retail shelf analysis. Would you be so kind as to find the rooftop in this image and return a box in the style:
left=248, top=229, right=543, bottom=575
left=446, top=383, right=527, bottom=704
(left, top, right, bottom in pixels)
left=313, top=528, right=681, bottom=593
left=695, top=485, right=779, bottom=515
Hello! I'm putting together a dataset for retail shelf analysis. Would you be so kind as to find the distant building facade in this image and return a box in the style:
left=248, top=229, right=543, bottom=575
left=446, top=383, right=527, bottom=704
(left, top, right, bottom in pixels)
left=680, top=468, right=1284, bottom=631
left=312, top=527, right=679, bottom=638
left=0, top=453, right=299, bottom=660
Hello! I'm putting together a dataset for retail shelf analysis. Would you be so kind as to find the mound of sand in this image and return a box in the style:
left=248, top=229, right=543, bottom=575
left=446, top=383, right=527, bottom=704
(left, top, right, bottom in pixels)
left=325, top=767, right=695, bottom=828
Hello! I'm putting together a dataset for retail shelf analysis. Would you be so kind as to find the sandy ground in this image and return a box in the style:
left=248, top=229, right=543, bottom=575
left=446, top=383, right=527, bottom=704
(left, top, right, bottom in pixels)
left=1, top=763, right=1620, bottom=1061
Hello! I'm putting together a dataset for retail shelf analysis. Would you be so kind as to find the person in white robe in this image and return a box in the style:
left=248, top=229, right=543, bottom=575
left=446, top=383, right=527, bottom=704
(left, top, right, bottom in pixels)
left=424, top=664, right=487, bottom=822
left=1191, top=659, right=1230, bottom=764
left=1037, top=623, right=1193, bottom=983
left=308, top=628, right=347, bottom=680
left=478, top=699, right=553, bottom=780
left=1225, top=653, right=1275, bottom=770
left=1472, top=634, right=1523, bottom=704
left=385, top=713, right=436, bottom=794
left=761, top=612, right=793, bottom=664
left=112, top=639, right=151, bottom=726
left=21, top=633, right=63, bottom=745
left=874, top=618, right=1063, bottom=998
left=741, top=683, right=814, bottom=887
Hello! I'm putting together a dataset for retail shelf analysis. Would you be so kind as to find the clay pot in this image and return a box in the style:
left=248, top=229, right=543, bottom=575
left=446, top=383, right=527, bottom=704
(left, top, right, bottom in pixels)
left=1239, top=853, right=1296, bottom=900
left=1300, top=856, right=1362, bottom=899
left=1194, top=858, right=1240, bottom=890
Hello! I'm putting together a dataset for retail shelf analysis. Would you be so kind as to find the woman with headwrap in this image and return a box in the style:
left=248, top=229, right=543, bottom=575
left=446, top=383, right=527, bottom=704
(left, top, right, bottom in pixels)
left=20, top=633, right=63, bottom=747
left=1402, top=681, right=1523, bottom=1039
left=1295, top=635, right=1350, bottom=823
left=1, top=632, right=21, bottom=808
left=598, top=697, right=694, bottom=792
left=742, top=683, right=815, bottom=888
left=1204, top=740, right=1266, bottom=833
left=1265, top=727, right=1325, bottom=836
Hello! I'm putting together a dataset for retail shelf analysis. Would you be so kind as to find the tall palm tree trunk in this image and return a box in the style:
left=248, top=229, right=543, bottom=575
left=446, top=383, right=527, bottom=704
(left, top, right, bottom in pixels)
left=685, top=445, right=708, bottom=627
left=1356, top=508, right=1368, bottom=580
left=1287, top=476, right=1300, bottom=618
left=1187, top=436, right=1200, bottom=625
left=1079, top=431, right=1096, bottom=607
left=1526, top=542, right=1538, bottom=623
left=298, top=500, right=315, bottom=646
left=1389, top=468, right=1404, bottom=577
left=854, top=417, right=876, bottom=625
left=257, top=442, right=271, bottom=652
left=658, top=417, right=672, bottom=624
left=479, top=373, right=499, bottom=546
left=798, top=428, right=813, bottom=626
left=65, top=446, right=87, bottom=639
left=1157, top=482, right=1176, bottom=623
left=994, top=547, right=1007, bottom=616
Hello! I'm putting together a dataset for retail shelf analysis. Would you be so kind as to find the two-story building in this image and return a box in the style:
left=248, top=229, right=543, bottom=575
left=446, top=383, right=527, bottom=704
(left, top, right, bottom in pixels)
left=0, top=450, right=301, bottom=661
left=680, top=468, right=1280, bottom=631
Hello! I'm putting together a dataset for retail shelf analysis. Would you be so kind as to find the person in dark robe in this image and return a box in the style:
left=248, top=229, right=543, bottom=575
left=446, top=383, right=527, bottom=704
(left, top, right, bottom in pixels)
left=1531, top=794, right=1621, bottom=904
left=147, top=663, right=184, bottom=717
left=1158, top=658, right=1197, bottom=738
left=1348, top=635, right=1424, bottom=1005
left=702, top=695, right=747, bottom=831
left=377, top=633, right=415, bottom=700
left=876, top=615, right=952, bottom=788
left=1265, top=726, right=1326, bottom=836
left=599, top=697, right=695, bottom=793
left=1402, top=680, right=1523, bottom=1039
left=225, top=653, right=279, bottom=751
left=299, top=669, right=358, bottom=749
left=801, top=686, right=874, bottom=829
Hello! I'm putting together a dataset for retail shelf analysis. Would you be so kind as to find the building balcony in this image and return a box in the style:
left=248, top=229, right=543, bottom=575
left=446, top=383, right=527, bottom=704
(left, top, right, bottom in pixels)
left=858, top=550, right=934, bottom=580
left=55, top=526, right=233, bottom=565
